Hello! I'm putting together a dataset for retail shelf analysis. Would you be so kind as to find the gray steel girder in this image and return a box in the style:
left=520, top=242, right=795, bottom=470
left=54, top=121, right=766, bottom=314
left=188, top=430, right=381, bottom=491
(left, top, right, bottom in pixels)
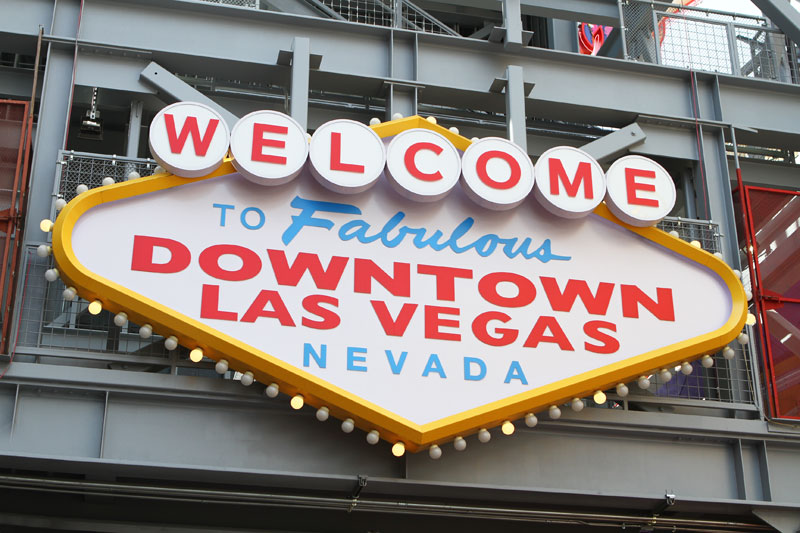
left=751, top=0, right=800, bottom=45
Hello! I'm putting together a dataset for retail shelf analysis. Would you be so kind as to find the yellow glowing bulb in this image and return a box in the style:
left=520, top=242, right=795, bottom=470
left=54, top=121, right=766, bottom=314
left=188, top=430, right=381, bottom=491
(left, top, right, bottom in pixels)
left=290, top=394, right=304, bottom=410
left=593, top=390, right=607, bottom=404
left=746, top=313, right=756, bottom=326
left=392, top=442, right=406, bottom=457
left=39, top=219, right=53, bottom=232
left=189, top=348, right=203, bottom=362
left=87, top=300, right=102, bottom=315
left=501, top=420, right=515, bottom=435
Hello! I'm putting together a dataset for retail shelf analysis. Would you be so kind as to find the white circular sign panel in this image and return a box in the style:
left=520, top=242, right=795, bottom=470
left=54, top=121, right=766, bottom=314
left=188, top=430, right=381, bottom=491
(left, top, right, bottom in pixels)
left=230, top=110, right=308, bottom=186
left=309, top=119, right=386, bottom=194
left=385, top=129, right=461, bottom=202
left=533, top=146, right=606, bottom=219
left=605, top=155, right=677, bottom=227
left=460, top=137, right=535, bottom=211
left=148, top=102, right=230, bottom=178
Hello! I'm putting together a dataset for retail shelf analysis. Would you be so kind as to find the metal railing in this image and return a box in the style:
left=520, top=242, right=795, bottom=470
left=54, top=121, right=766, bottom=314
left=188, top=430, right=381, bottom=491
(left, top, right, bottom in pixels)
left=622, top=0, right=799, bottom=85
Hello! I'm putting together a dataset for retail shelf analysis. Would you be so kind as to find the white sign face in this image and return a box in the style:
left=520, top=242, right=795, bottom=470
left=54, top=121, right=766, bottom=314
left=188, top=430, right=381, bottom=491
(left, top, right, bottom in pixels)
left=533, top=146, right=606, bottom=219
left=460, top=137, right=535, bottom=211
left=309, top=119, right=386, bottom=194
left=605, top=155, right=677, bottom=227
left=230, top=110, right=309, bottom=186
left=148, top=102, right=230, bottom=178
left=70, top=168, right=733, bottom=426
left=385, top=129, right=461, bottom=202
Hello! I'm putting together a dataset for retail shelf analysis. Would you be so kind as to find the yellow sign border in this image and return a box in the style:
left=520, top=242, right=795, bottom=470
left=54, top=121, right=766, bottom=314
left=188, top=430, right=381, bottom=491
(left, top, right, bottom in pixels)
left=52, top=116, right=747, bottom=452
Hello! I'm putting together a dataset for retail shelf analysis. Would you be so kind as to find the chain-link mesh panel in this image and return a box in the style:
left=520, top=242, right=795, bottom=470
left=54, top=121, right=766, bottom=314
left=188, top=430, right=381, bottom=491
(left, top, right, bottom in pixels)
left=622, top=0, right=658, bottom=63
left=318, top=0, right=394, bottom=27
left=195, top=0, right=258, bottom=8
left=57, top=152, right=157, bottom=204
left=401, top=0, right=459, bottom=36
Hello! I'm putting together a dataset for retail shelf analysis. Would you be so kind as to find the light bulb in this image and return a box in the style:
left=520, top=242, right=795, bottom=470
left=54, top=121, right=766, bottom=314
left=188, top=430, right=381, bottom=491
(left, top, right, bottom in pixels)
left=689, top=240, right=701, bottom=248
left=39, top=219, right=53, bottom=232
left=44, top=268, right=59, bottom=282
left=214, top=359, right=228, bottom=374
left=737, top=333, right=749, bottom=345
left=428, top=444, right=442, bottom=459
left=713, top=252, right=723, bottom=259
left=240, top=371, right=254, bottom=386
left=501, top=420, right=515, bottom=435
left=36, top=244, right=51, bottom=258
left=391, top=112, right=403, bottom=120
left=265, top=383, right=279, bottom=398
left=571, top=398, right=584, bottom=412
left=62, top=287, right=76, bottom=301
left=549, top=405, right=562, bottom=420
left=453, top=436, right=467, bottom=451
left=102, top=177, right=115, bottom=186
left=637, top=376, right=651, bottom=389
left=701, top=355, right=714, bottom=368
left=153, top=165, right=164, bottom=174
left=113, top=312, right=128, bottom=327
left=723, top=347, right=736, bottom=360
left=366, top=430, right=380, bottom=444
left=290, top=394, right=304, bottom=410
left=126, top=171, right=140, bottom=180
left=164, top=335, right=178, bottom=351
left=733, top=269, right=742, bottom=279
left=470, top=137, right=479, bottom=143
left=449, top=126, right=459, bottom=135
left=746, top=313, right=756, bottom=326
left=668, top=230, right=679, bottom=238
left=87, top=300, right=102, bottom=315
left=55, top=198, right=67, bottom=210
left=593, top=390, right=607, bottom=404
left=680, top=362, right=694, bottom=375
left=524, top=413, right=538, bottom=427
left=316, top=406, right=329, bottom=421
left=189, top=348, right=203, bottom=363
left=616, top=383, right=629, bottom=397
left=138, top=323, right=152, bottom=339
left=75, top=184, right=88, bottom=194
left=478, top=428, right=491, bottom=443
left=746, top=290, right=753, bottom=301
left=659, top=369, right=673, bottom=383
left=426, top=116, right=437, bottom=124
left=369, top=117, right=381, bottom=125
left=341, top=418, right=355, bottom=433
left=392, top=442, right=406, bottom=457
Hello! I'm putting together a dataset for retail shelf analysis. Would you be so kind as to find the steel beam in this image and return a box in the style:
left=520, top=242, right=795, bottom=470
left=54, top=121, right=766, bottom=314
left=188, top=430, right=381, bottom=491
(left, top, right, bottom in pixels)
left=504, top=65, right=528, bottom=152
left=751, top=0, right=800, bottom=45
left=125, top=100, right=143, bottom=159
left=579, top=123, right=646, bottom=162
left=289, top=37, right=311, bottom=131
left=422, top=0, right=621, bottom=26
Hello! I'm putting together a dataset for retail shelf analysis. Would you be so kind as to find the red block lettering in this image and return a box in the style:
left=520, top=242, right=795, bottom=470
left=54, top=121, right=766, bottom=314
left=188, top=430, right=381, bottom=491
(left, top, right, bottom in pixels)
left=584, top=320, right=620, bottom=354
left=405, top=142, right=443, bottom=182
left=131, top=235, right=191, bottom=274
left=200, top=284, right=238, bottom=321
left=252, top=123, right=288, bottom=164
left=424, top=305, right=461, bottom=341
left=540, top=277, right=614, bottom=315
left=164, top=114, right=219, bottom=156
left=241, top=290, right=296, bottom=326
left=302, top=295, right=341, bottom=330
left=523, top=316, right=574, bottom=351
left=267, top=250, right=348, bottom=291
left=476, top=150, right=520, bottom=190
left=199, top=244, right=262, bottom=282
left=472, top=311, right=518, bottom=347
left=354, top=259, right=410, bottom=297
left=330, top=132, right=365, bottom=173
left=417, top=264, right=473, bottom=301
left=549, top=158, right=594, bottom=199
left=625, top=167, right=659, bottom=207
left=371, top=301, right=418, bottom=336
left=620, top=285, right=675, bottom=321
left=478, top=272, right=536, bottom=308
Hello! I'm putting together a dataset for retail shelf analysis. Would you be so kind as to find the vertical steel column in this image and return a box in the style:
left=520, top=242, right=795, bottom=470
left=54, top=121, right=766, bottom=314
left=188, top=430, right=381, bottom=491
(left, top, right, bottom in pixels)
left=504, top=65, right=527, bottom=153
left=290, top=37, right=310, bottom=132
left=651, top=8, right=663, bottom=65
left=617, top=0, right=629, bottom=59
left=726, top=23, right=742, bottom=76
left=502, top=0, right=523, bottom=49
left=125, top=100, right=143, bottom=159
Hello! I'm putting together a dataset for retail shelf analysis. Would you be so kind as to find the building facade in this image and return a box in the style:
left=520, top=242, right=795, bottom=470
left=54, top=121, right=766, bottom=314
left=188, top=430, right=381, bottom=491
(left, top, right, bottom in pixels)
left=1, top=0, right=800, bottom=531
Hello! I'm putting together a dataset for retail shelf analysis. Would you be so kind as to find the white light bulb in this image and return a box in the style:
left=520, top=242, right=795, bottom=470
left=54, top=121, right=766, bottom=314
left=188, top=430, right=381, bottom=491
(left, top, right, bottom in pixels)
left=113, top=312, right=127, bottom=327
left=524, top=413, right=538, bottom=427
left=62, top=287, right=76, bottom=301
left=391, top=112, right=403, bottom=120
left=668, top=230, right=680, bottom=238
left=290, top=394, right=304, bottom=410
left=138, top=323, right=152, bottom=339
left=44, top=268, right=59, bottom=282
left=593, top=390, right=607, bottom=404
left=265, top=383, right=279, bottom=398
left=616, top=383, right=629, bottom=397
left=240, top=371, right=254, bottom=386
left=746, top=290, right=753, bottom=301
left=571, top=398, right=584, bottom=412
left=214, top=359, right=229, bottom=374
left=87, top=300, right=102, bottom=315
left=701, top=355, right=714, bottom=368
left=470, top=137, right=479, bottom=143
left=478, top=428, right=491, bottom=443
left=733, top=269, right=741, bottom=279
left=689, top=240, right=701, bottom=248
left=126, top=171, right=140, bottom=181
left=153, top=165, right=165, bottom=174
left=549, top=405, right=561, bottom=420
left=316, top=406, right=329, bottom=421
left=428, top=444, right=442, bottom=459
left=713, top=252, right=723, bottom=259
left=102, top=177, right=115, bottom=186
left=637, top=376, right=651, bottom=389
left=39, top=219, right=53, bottom=232
left=341, top=418, right=355, bottom=433
left=501, top=420, right=515, bottom=435
left=55, top=198, right=67, bottom=210
left=164, top=335, right=178, bottom=351
left=448, top=126, right=459, bottom=135
left=366, top=430, right=380, bottom=444
left=76, top=184, right=88, bottom=194
left=737, top=333, right=749, bottom=345
left=681, top=362, right=694, bottom=375
left=746, top=313, right=757, bottom=326
left=369, top=117, right=381, bottom=126
left=392, top=442, right=406, bottom=457
left=189, top=348, right=203, bottom=363
left=36, top=244, right=51, bottom=258
left=659, top=369, right=673, bottom=383
left=426, top=116, right=437, bottom=124
left=453, top=436, right=467, bottom=451
left=722, top=346, right=736, bottom=360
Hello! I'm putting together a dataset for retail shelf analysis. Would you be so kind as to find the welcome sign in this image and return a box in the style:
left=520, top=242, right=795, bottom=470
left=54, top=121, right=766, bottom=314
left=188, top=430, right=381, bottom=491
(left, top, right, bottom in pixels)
left=51, top=103, right=747, bottom=455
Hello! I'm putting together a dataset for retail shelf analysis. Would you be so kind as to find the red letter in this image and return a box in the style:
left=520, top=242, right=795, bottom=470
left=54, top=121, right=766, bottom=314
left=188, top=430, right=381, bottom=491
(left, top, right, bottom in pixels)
left=164, top=114, right=219, bottom=156
left=417, top=264, right=473, bottom=301
left=424, top=305, right=460, bottom=341
left=523, top=316, right=574, bottom=351
left=371, top=301, right=418, bottom=336
left=478, top=272, right=536, bottom=308
left=131, top=235, right=190, bottom=274
left=405, top=142, right=443, bottom=182
left=199, top=244, right=262, bottom=282
left=476, top=150, right=520, bottom=190
left=472, top=311, right=518, bottom=347
left=354, top=260, right=410, bottom=297
left=549, top=158, right=594, bottom=199
left=252, top=123, right=288, bottom=164
left=540, top=277, right=614, bottom=315
left=302, top=295, right=341, bottom=330
left=200, top=284, right=238, bottom=321
left=621, top=285, right=675, bottom=321
left=584, top=321, right=619, bottom=354
left=241, top=290, right=296, bottom=326
left=330, top=132, right=365, bottom=173
left=267, top=250, right=348, bottom=291
left=625, top=167, right=659, bottom=207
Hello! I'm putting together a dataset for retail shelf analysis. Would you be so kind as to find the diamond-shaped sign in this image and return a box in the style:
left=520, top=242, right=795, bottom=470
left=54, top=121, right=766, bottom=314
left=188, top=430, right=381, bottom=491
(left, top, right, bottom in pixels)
left=52, top=117, right=746, bottom=453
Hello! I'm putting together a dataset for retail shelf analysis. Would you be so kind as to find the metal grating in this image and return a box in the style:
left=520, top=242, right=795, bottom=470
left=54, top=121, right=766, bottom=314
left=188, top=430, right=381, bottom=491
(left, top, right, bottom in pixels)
left=56, top=151, right=158, bottom=204
left=315, top=0, right=458, bottom=35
